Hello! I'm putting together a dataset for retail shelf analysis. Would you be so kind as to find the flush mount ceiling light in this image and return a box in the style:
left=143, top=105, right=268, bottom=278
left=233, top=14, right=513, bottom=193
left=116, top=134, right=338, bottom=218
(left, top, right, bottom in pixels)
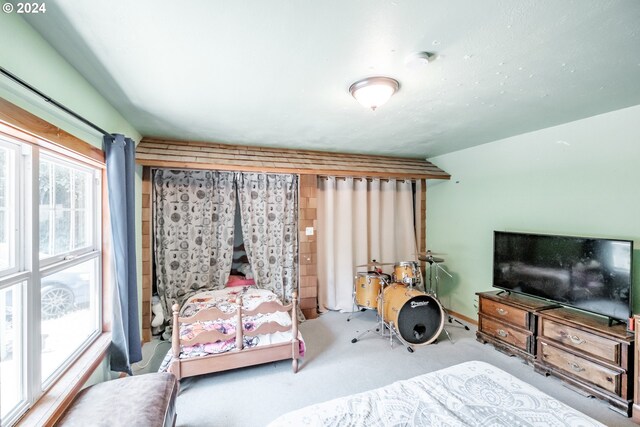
left=349, top=76, right=399, bottom=111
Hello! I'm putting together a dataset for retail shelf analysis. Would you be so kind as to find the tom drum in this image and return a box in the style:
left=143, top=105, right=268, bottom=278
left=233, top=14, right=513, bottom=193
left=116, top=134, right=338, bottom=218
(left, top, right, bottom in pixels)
left=378, top=283, right=444, bottom=345
left=355, top=272, right=390, bottom=309
left=393, top=261, right=419, bottom=286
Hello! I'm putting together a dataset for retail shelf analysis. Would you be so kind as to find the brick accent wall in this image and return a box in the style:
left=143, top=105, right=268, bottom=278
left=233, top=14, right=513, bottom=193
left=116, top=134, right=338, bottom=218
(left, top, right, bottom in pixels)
left=141, top=167, right=152, bottom=342
left=298, top=174, right=318, bottom=319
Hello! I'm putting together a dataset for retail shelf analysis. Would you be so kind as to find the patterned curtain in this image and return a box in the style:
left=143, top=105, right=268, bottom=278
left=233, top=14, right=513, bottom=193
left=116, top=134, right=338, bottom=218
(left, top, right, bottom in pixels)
left=153, top=169, right=236, bottom=325
left=236, top=173, right=298, bottom=303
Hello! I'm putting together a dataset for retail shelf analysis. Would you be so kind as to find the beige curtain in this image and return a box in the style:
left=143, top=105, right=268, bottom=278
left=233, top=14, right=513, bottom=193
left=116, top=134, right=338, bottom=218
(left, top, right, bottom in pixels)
left=317, top=177, right=418, bottom=312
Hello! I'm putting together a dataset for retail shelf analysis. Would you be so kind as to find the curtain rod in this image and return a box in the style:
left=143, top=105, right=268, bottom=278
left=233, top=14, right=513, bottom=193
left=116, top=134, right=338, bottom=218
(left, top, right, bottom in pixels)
left=0, top=66, right=111, bottom=137
left=319, top=176, right=416, bottom=183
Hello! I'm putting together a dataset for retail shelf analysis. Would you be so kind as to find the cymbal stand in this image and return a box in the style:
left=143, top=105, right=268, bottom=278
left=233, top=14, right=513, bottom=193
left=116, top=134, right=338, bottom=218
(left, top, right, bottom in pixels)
left=425, top=260, right=436, bottom=295
left=346, top=280, right=367, bottom=322
left=350, top=271, right=390, bottom=341
left=429, top=260, right=449, bottom=299
left=351, top=288, right=385, bottom=344
left=429, top=262, right=470, bottom=337
left=415, top=263, right=426, bottom=293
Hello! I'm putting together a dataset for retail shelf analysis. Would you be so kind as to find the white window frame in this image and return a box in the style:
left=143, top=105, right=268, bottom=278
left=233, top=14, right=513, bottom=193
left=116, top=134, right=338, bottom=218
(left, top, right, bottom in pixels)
left=38, top=153, right=98, bottom=267
left=0, top=275, right=29, bottom=423
left=0, top=134, right=103, bottom=427
left=0, top=138, right=20, bottom=275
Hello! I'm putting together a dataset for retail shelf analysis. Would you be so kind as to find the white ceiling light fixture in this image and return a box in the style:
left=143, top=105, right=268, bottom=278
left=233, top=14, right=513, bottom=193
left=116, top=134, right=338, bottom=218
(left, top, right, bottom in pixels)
left=349, top=76, right=400, bottom=111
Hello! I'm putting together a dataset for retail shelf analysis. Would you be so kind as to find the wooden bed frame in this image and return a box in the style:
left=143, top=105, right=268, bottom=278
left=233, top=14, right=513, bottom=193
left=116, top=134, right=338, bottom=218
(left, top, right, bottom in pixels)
left=168, top=292, right=300, bottom=380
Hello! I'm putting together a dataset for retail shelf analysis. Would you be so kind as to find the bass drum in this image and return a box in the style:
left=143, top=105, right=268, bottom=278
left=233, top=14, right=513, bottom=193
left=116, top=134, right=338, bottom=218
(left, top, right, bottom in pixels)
left=378, top=283, right=444, bottom=345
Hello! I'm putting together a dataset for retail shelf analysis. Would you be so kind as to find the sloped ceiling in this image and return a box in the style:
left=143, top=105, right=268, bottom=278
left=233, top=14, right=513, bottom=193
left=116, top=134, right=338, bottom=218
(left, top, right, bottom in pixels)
left=22, top=0, right=640, bottom=157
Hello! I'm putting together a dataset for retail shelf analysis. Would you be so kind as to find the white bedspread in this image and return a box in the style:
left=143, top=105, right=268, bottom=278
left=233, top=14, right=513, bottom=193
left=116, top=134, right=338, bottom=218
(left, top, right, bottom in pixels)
left=268, top=360, right=604, bottom=427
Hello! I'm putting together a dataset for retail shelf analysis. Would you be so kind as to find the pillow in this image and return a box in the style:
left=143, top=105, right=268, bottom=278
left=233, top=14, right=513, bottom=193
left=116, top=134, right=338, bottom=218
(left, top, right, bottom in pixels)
left=226, top=275, right=256, bottom=287
left=236, top=263, right=254, bottom=279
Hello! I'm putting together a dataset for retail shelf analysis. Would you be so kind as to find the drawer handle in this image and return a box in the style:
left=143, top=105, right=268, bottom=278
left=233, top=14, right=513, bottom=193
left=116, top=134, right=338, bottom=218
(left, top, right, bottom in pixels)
left=568, top=362, right=585, bottom=373
left=569, top=335, right=584, bottom=345
left=496, top=308, right=508, bottom=316
left=497, top=329, right=508, bottom=338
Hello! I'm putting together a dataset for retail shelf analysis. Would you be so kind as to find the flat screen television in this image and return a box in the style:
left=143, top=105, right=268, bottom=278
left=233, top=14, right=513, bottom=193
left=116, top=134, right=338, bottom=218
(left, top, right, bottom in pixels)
left=493, top=231, right=633, bottom=322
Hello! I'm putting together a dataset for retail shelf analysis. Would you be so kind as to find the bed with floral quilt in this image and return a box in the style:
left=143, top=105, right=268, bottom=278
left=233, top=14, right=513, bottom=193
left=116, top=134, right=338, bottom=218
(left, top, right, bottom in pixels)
left=159, top=286, right=304, bottom=380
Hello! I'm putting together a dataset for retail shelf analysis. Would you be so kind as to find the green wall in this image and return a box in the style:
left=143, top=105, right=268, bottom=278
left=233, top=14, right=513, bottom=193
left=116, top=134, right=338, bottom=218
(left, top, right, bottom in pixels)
left=0, top=13, right=144, bottom=356
left=426, top=104, right=640, bottom=321
left=0, top=12, right=140, bottom=145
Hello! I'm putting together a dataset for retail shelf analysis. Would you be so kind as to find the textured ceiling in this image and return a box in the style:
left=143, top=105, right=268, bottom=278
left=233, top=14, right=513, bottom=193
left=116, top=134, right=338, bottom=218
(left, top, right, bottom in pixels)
left=24, top=0, right=640, bottom=158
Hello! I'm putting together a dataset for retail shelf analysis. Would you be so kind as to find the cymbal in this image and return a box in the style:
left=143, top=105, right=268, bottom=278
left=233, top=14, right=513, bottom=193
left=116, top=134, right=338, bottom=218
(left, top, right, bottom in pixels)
left=417, top=250, right=446, bottom=256
left=354, top=261, right=396, bottom=267
left=418, top=255, right=445, bottom=263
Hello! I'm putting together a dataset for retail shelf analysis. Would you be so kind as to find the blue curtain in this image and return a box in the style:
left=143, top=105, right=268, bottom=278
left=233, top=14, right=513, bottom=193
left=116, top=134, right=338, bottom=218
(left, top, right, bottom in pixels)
left=104, top=134, right=142, bottom=374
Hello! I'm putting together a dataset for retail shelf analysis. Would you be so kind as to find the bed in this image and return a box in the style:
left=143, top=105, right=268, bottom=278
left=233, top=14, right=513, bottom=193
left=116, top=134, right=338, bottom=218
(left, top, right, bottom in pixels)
left=160, top=286, right=304, bottom=380
left=267, top=360, right=604, bottom=427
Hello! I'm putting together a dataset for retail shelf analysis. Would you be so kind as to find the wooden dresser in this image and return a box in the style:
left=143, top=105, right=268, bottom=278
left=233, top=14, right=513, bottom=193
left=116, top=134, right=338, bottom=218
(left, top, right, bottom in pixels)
left=535, top=307, right=634, bottom=416
left=476, top=291, right=558, bottom=363
left=632, top=314, right=640, bottom=423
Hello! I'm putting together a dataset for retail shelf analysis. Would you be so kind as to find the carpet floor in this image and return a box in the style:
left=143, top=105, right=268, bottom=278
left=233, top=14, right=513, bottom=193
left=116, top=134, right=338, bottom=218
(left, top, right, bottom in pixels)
left=135, top=310, right=635, bottom=426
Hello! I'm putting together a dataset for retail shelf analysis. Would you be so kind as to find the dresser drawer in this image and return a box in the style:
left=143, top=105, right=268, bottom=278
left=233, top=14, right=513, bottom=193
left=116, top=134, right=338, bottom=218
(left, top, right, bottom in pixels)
left=539, top=341, right=621, bottom=394
left=540, top=318, right=620, bottom=364
left=479, top=298, right=528, bottom=329
left=479, top=315, right=530, bottom=351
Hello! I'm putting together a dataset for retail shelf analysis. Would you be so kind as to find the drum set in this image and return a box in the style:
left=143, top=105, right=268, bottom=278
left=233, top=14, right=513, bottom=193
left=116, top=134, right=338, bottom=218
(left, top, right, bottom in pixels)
left=349, top=252, right=468, bottom=352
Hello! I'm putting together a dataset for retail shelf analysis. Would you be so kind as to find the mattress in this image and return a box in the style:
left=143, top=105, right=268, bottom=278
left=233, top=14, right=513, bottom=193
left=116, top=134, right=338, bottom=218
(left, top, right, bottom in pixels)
left=267, top=360, right=604, bottom=427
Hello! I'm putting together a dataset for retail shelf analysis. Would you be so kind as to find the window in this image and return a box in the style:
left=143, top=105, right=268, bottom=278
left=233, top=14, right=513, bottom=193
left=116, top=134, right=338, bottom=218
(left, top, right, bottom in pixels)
left=0, top=142, right=17, bottom=271
left=0, top=135, right=102, bottom=426
left=39, top=155, right=94, bottom=258
left=0, top=282, right=25, bottom=422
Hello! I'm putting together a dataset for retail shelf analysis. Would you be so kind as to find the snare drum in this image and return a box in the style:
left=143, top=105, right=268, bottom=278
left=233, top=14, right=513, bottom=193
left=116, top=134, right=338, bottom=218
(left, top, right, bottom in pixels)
left=393, top=261, right=419, bottom=286
left=354, top=272, right=391, bottom=309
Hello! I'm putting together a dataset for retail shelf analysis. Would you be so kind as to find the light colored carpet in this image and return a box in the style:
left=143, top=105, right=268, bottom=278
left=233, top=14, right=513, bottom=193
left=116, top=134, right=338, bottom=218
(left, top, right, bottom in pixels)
left=135, top=310, right=635, bottom=427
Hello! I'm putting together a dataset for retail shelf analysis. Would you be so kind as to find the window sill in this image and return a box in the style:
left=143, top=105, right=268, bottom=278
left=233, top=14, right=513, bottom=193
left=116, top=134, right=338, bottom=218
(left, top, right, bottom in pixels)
left=17, top=332, right=111, bottom=427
